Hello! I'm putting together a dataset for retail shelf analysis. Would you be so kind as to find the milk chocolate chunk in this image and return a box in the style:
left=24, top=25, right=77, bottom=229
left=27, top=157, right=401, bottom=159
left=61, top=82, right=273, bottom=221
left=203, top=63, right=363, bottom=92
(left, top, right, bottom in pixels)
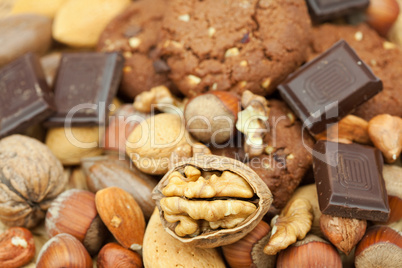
left=45, top=52, right=124, bottom=127
left=313, top=141, right=389, bottom=222
left=278, top=40, right=382, bottom=135
left=306, top=0, right=369, bottom=22
left=0, top=53, right=55, bottom=138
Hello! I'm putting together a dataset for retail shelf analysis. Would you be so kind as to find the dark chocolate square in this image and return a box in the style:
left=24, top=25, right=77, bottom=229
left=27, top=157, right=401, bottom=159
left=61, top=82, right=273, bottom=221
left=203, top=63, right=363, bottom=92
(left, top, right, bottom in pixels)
left=0, top=53, right=55, bottom=138
left=45, top=52, right=124, bottom=127
left=306, top=0, right=370, bottom=22
left=278, top=40, right=382, bottom=135
left=313, top=141, right=389, bottom=222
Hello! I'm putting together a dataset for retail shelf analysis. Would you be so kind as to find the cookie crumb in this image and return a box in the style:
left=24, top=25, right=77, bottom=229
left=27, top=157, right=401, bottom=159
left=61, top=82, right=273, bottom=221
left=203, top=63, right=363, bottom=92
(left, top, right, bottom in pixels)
left=261, top=78, right=272, bottom=89
left=354, top=31, right=363, bottom=41
left=240, top=60, right=248, bottom=67
left=208, top=27, right=216, bottom=37
left=211, top=83, right=218, bottom=90
left=225, top=47, right=240, bottom=58
left=383, top=41, right=396, bottom=50
left=187, top=75, right=201, bottom=85
left=178, top=14, right=190, bottom=22
left=129, top=37, right=141, bottom=48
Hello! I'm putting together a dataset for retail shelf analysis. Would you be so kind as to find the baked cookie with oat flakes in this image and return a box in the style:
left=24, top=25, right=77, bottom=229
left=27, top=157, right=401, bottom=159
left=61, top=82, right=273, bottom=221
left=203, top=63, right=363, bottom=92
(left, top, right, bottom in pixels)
left=160, top=0, right=312, bottom=97
left=249, top=99, right=315, bottom=215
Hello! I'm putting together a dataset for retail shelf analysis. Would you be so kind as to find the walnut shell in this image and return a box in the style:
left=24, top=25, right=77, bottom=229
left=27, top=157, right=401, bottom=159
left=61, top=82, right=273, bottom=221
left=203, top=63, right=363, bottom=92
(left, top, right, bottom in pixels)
left=0, top=135, right=67, bottom=228
left=152, top=154, right=273, bottom=248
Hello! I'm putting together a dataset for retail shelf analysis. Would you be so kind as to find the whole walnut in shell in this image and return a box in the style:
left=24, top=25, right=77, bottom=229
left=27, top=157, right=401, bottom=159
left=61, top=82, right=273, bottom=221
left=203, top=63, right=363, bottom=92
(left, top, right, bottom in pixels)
left=153, top=154, right=273, bottom=248
left=0, top=135, right=67, bottom=228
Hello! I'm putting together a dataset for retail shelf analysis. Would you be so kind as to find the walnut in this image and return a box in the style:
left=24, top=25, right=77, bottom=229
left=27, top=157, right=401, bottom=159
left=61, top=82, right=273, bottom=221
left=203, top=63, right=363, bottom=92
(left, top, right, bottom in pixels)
left=133, top=85, right=185, bottom=114
left=169, top=142, right=211, bottom=170
left=264, top=198, right=313, bottom=255
left=153, top=155, right=272, bottom=248
left=236, top=90, right=269, bottom=157
left=0, top=135, right=67, bottom=228
left=162, top=167, right=254, bottom=198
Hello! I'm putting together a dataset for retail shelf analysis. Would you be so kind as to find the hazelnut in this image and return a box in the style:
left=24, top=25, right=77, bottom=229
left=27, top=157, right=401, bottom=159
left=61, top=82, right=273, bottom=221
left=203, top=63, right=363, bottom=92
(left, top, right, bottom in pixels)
left=389, top=0, right=402, bottom=46
left=97, top=242, right=143, bottom=268
left=222, top=221, right=276, bottom=268
left=276, top=234, right=342, bottom=268
left=184, top=91, right=240, bottom=144
left=36, top=233, right=92, bottom=268
left=45, top=189, right=107, bottom=255
left=126, top=113, right=194, bottom=175
left=95, top=187, right=145, bottom=253
left=0, top=227, right=35, bottom=268
left=368, top=114, right=402, bottom=163
left=366, top=0, right=400, bottom=36
left=82, top=155, right=158, bottom=220
left=320, top=214, right=367, bottom=255
left=315, top=115, right=371, bottom=145
left=382, top=165, right=402, bottom=224
left=355, top=226, right=402, bottom=267
left=0, top=135, right=67, bottom=228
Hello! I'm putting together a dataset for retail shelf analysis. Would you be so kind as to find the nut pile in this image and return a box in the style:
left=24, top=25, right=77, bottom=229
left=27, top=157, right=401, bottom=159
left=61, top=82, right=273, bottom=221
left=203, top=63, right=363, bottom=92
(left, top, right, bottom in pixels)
left=0, top=0, right=402, bottom=267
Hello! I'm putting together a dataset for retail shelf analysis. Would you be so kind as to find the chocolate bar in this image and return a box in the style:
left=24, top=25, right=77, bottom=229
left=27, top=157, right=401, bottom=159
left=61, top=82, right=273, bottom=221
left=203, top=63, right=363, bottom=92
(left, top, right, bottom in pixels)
left=313, top=141, right=389, bottom=222
left=45, top=52, right=124, bottom=127
left=306, top=0, right=370, bottom=22
left=278, top=40, right=382, bottom=135
left=0, top=53, right=55, bottom=138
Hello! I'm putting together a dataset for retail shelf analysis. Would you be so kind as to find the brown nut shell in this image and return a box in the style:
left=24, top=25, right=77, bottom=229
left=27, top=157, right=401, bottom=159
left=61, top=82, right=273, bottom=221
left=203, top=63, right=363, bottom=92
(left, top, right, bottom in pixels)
left=152, top=154, right=272, bottom=248
left=97, top=242, right=143, bottom=268
left=0, top=134, right=67, bottom=228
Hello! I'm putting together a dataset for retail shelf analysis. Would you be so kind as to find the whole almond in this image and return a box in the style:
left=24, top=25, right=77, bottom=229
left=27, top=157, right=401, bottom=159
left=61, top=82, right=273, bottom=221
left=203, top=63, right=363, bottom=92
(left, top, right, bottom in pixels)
left=95, top=187, right=145, bottom=253
left=82, top=156, right=158, bottom=220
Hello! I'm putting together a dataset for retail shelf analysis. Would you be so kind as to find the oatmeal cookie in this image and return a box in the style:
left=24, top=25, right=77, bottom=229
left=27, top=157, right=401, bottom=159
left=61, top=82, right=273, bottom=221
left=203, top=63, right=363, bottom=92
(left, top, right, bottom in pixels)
left=160, top=0, right=312, bottom=97
left=97, top=0, right=171, bottom=99
left=249, top=99, right=315, bottom=215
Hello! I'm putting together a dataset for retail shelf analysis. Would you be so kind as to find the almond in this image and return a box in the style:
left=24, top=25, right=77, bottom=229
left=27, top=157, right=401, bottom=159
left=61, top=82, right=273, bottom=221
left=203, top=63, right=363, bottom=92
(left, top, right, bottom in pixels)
left=95, top=187, right=145, bottom=253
